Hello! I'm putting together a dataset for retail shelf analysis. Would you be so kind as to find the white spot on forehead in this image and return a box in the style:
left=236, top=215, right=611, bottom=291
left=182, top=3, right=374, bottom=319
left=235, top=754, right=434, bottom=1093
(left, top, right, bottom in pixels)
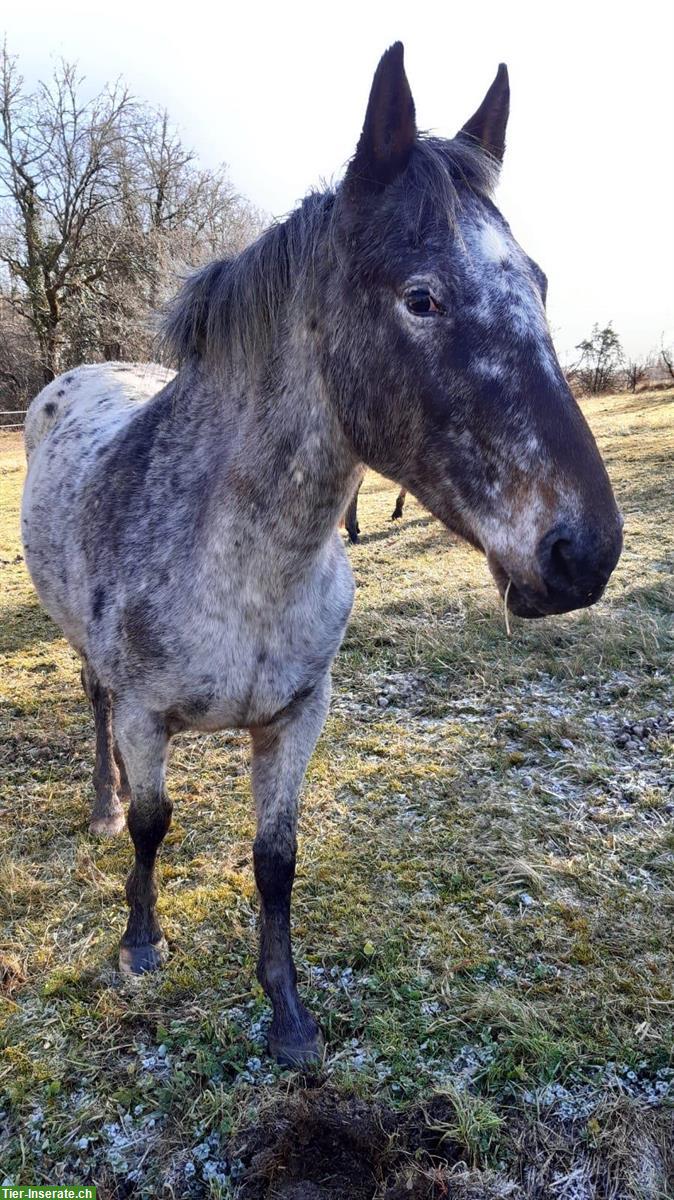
left=456, top=210, right=562, bottom=386
left=478, top=221, right=512, bottom=263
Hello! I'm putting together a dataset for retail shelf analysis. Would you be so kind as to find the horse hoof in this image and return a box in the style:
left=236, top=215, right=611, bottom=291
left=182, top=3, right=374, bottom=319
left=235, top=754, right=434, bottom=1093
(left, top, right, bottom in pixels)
left=119, top=938, right=168, bottom=976
left=269, top=1027, right=325, bottom=1067
left=89, top=810, right=126, bottom=837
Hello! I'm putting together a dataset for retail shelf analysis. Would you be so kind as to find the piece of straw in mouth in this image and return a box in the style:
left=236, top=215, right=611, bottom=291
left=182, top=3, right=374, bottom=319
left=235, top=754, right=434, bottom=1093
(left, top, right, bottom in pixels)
left=504, top=579, right=512, bottom=637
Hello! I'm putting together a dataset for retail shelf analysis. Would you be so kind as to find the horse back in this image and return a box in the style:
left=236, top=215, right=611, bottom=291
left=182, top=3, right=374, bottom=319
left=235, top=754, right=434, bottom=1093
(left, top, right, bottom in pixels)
left=24, top=362, right=174, bottom=462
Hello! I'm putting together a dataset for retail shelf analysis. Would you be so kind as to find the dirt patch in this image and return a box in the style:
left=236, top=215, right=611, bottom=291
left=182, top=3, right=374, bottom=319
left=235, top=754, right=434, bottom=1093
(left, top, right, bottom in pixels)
left=231, top=1086, right=674, bottom=1200
left=231, top=1087, right=488, bottom=1200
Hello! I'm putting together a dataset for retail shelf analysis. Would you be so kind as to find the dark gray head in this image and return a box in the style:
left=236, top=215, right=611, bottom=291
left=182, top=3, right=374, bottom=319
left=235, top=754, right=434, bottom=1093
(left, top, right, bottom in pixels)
left=326, top=43, right=623, bottom=616
left=164, top=44, right=623, bottom=618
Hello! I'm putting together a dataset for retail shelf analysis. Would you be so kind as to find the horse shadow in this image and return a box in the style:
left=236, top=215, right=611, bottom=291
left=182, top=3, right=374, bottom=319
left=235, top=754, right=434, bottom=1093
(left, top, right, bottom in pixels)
left=349, top=514, right=435, bottom=547
left=0, top=596, right=62, bottom=655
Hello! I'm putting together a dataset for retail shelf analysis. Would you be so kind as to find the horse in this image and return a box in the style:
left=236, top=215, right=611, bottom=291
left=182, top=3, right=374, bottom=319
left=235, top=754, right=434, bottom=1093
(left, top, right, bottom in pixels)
left=342, top=473, right=408, bottom=543
left=21, top=44, right=623, bottom=1066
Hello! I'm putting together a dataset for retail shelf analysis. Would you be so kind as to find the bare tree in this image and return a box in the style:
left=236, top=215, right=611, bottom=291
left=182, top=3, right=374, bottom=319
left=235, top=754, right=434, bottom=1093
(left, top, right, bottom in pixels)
left=0, top=293, right=41, bottom=416
left=661, top=344, right=674, bottom=381
left=624, top=358, right=648, bottom=393
left=116, top=104, right=261, bottom=308
left=0, top=45, right=133, bottom=382
left=0, top=43, right=263, bottom=405
left=574, top=323, right=624, bottom=394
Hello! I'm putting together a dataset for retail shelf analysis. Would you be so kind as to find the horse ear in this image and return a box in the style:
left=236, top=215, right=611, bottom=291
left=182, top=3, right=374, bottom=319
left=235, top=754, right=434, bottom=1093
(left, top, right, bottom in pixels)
left=458, top=64, right=510, bottom=162
left=345, top=42, right=417, bottom=195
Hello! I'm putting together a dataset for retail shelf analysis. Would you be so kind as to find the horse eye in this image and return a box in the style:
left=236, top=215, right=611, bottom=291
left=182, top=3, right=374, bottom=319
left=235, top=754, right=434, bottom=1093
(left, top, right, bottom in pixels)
left=405, top=288, right=443, bottom=317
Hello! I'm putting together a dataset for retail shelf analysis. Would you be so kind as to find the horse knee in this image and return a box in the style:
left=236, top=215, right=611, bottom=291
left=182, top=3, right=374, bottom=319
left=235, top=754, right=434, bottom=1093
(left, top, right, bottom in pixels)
left=127, top=794, right=173, bottom=864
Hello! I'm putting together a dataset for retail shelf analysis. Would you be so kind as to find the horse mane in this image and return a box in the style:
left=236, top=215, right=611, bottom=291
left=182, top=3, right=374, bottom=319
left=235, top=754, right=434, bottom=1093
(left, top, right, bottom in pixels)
left=160, top=134, right=498, bottom=373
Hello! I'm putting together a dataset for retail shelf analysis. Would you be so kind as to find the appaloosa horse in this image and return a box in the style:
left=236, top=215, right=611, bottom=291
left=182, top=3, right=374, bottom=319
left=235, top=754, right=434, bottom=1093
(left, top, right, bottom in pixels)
left=21, top=45, right=622, bottom=1064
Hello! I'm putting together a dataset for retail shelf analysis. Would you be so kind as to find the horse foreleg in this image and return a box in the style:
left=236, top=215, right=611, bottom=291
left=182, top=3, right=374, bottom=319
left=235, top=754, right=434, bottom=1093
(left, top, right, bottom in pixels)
left=81, top=661, right=126, bottom=837
left=391, top=488, right=407, bottom=520
left=343, top=479, right=362, bottom=543
left=113, top=741, right=132, bottom=803
left=115, top=704, right=172, bottom=975
left=250, top=676, right=330, bottom=1065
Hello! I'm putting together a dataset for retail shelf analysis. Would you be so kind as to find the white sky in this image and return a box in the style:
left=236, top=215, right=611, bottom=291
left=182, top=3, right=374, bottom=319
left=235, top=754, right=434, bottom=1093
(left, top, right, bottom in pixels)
left=4, top=0, right=673, bottom=360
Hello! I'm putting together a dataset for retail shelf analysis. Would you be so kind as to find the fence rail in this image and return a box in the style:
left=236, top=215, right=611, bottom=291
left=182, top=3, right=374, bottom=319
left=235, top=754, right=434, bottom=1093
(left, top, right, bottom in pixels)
left=0, top=409, right=28, bottom=431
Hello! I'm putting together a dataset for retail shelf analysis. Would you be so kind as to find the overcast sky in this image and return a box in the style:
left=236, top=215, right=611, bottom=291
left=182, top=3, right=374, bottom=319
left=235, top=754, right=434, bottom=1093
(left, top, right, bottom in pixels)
left=4, top=0, right=673, bottom=360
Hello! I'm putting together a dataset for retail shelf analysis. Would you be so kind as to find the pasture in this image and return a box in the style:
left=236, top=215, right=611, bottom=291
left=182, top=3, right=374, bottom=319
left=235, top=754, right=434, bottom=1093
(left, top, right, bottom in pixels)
left=0, top=388, right=673, bottom=1198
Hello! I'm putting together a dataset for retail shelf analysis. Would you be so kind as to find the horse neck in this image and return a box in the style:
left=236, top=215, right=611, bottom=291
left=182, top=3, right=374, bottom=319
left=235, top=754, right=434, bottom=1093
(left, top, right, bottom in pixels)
left=175, top=351, right=361, bottom=573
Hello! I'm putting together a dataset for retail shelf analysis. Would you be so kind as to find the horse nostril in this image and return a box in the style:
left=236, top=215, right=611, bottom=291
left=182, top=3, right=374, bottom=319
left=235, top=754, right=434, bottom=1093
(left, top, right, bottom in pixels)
left=532, top=517, right=621, bottom=611
left=547, top=537, right=575, bottom=586
left=538, top=524, right=582, bottom=591
left=536, top=517, right=622, bottom=605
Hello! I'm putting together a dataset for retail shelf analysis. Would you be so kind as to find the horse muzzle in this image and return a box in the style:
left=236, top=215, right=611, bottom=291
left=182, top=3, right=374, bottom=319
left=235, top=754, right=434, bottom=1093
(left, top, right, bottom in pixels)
left=489, top=515, right=624, bottom=619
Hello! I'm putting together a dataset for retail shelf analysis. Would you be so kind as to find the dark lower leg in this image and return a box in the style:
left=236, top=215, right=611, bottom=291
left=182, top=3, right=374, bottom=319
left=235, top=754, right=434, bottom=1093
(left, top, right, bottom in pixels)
left=391, top=488, right=406, bottom=520
left=82, top=663, right=125, bottom=835
left=254, top=836, right=322, bottom=1064
left=250, top=679, right=331, bottom=1064
left=344, top=493, right=360, bottom=543
left=119, top=795, right=172, bottom=974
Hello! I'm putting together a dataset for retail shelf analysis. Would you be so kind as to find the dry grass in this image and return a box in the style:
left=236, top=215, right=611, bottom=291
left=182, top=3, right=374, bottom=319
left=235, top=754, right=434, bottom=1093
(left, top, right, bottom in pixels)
left=0, top=390, right=673, bottom=1198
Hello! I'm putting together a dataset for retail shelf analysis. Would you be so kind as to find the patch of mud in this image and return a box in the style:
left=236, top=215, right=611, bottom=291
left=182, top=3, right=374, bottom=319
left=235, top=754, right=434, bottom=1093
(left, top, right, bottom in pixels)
left=230, top=1086, right=674, bottom=1200
left=234, top=1090, right=392, bottom=1199
left=231, top=1087, right=506, bottom=1200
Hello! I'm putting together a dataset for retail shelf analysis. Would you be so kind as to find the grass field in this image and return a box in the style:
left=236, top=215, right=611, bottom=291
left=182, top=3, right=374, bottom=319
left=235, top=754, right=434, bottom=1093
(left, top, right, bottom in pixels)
left=1, top=389, right=673, bottom=1199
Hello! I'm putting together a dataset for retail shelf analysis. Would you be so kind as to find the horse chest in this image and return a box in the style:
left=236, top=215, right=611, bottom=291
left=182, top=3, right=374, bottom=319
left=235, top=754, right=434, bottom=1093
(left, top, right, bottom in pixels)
left=156, top=557, right=354, bottom=732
